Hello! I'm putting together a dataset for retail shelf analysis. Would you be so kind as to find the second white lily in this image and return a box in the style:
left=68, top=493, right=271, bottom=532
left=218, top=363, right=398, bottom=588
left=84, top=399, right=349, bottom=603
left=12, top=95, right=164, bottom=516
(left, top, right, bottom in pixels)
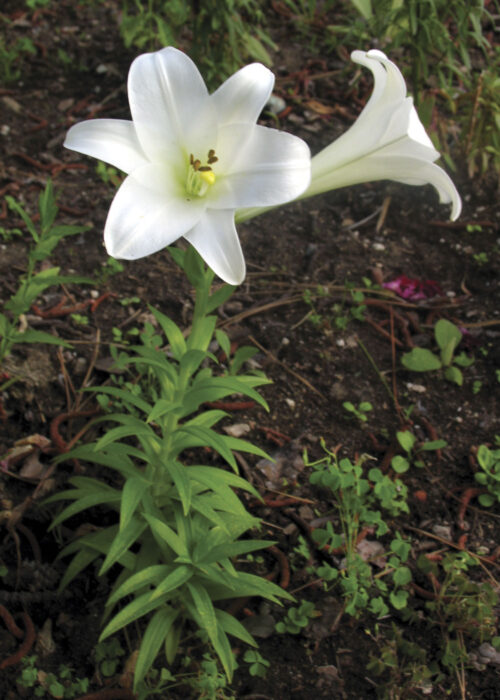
left=238, top=49, right=461, bottom=224
left=306, top=49, right=461, bottom=219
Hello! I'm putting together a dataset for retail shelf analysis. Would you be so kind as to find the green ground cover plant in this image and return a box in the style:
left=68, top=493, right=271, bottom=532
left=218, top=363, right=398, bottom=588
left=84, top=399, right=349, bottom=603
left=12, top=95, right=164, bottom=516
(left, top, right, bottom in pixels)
left=0, top=182, right=90, bottom=367
left=401, top=319, right=474, bottom=386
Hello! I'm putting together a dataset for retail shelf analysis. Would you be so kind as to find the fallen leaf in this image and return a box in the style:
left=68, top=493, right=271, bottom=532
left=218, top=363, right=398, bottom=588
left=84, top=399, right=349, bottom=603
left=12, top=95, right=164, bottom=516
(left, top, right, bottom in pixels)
left=304, top=99, right=336, bottom=115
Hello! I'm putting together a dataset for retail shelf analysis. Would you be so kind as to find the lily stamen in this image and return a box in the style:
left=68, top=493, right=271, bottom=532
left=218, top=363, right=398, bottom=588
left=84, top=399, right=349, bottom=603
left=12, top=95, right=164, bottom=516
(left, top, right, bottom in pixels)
left=187, top=150, right=218, bottom=196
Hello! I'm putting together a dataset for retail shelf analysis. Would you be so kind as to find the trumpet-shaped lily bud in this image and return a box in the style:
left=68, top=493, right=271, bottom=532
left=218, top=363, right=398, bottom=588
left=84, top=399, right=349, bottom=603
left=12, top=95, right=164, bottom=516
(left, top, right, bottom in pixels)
left=64, top=47, right=311, bottom=285
left=305, top=50, right=461, bottom=219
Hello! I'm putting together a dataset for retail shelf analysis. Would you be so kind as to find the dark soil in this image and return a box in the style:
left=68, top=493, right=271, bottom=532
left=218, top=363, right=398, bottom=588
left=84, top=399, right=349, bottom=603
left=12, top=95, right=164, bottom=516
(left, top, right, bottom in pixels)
left=1, top=2, right=499, bottom=699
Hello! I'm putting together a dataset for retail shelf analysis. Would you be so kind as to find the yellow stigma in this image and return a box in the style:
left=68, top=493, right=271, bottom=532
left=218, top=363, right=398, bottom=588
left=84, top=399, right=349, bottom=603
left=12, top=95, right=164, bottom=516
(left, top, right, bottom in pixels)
left=186, top=149, right=218, bottom=197
left=199, top=169, right=216, bottom=186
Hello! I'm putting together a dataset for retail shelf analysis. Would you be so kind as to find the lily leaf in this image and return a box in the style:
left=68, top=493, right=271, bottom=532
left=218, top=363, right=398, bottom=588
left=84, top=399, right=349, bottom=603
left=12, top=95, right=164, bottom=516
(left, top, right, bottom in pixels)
left=134, top=608, right=179, bottom=691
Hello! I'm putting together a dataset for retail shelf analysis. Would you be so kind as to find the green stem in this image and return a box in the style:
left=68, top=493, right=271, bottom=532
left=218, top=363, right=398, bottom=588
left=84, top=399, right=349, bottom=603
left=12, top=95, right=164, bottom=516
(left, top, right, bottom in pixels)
left=356, top=337, right=396, bottom=407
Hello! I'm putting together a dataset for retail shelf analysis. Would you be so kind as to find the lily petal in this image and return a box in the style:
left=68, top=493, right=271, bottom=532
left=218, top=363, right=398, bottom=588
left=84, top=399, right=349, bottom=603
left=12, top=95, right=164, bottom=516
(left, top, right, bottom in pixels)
left=185, top=210, right=245, bottom=285
left=211, top=63, right=275, bottom=126
left=104, top=164, right=205, bottom=260
left=310, top=154, right=461, bottom=220
left=64, top=119, right=148, bottom=174
left=212, top=124, right=311, bottom=208
left=127, top=47, right=214, bottom=165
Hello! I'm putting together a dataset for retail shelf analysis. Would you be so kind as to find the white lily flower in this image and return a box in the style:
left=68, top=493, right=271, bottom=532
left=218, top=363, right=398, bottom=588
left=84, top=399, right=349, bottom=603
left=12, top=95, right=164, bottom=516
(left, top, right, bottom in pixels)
left=64, top=47, right=310, bottom=284
left=305, top=49, right=461, bottom=219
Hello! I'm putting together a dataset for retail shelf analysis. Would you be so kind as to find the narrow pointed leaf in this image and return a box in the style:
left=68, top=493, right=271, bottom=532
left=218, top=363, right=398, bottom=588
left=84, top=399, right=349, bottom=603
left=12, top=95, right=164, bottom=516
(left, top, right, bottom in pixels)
left=11, top=329, right=73, bottom=347
left=222, top=435, right=271, bottom=460
left=95, top=421, right=158, bottom=451
left=200, top=540, right=274, bottom=565
left=86, top=385, right=153, bottom=415
left=143, top=513, right=189, bottom=557
left=100, top=591, right=170, bottom=641
left=150, top=564, right=193, bottom=601
left=166, top=459, right=192, bottom=515
left=100, top=517, right=147, bottom=575
left=58, top=547, right=101, bottom=591
left=120, top=476, right=150, bottom=531
left=134, top=607, right=179, bottom=690
left=107, top=565, right=171, bottom=607
left=187, top=581, right=218, bottom=642
left=49, top=491, right=121, bottom=530
left=176, top=425, right=236, bottom=470
left=188, top=465, right=260, bottom=498
left=149, top=305, right=186, bottom=359
left=215, top=609, right=257, bottom=647
left=207, top=285, right=236, bottom=313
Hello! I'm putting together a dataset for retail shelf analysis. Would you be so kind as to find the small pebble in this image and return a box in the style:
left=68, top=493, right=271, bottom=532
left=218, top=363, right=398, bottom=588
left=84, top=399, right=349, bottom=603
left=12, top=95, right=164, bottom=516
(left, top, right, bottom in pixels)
left=74, top=357, right=87, bottom=375
left=265, top=94, right=287, bottom=114
left=478, top=643, right=500, bottom=664
left=406, top=382, right=426, bottom=393
left=432, top=524, right=452, bottom=540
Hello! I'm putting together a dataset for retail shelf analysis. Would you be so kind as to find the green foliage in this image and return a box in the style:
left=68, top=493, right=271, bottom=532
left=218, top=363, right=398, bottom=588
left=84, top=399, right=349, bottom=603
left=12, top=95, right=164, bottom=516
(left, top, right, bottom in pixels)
left=302, top=281, right=367, bottom=332
left=0, top=223, right=23, bottom=241
left=0, top=181, right=91, bottom=367
left=95, top=160, right=123, bottom=188
left=401, top=319, right=474, bottom=385
left=390, top=429, right=447, bottom=474
left=46, top=247, right=292, bottom=691
left=473, top=251, right=489, bottom=266
left=305, top=443, right=412, bottom=617
left=444, top=46, right=500, bottom=179
left=342, top=400, right=372, bottom=424
left=131, top=652, right=236, bottom=698
left=95, top=256, right=125, bottom=285
left=118, top=0, right=275, bottom=89
left=280, top=0, right=337, bottom=34
left=94, top=638, right=126, bottom=677
left=242, top=649, right=270, bottom=678
left=342, top=0, right=489, bottom=97
left=17, top=656, right=90, bottom=698
left=416, top=551, right=498, bottom=665
left=367, top=551, right=498, bottom=691
left=275, top=600, right=317, bottom=634
left=474, top=442, right=500, bottom=507
left=25, top=0, right=52, bottom=7
left=366, top=624, right=441, bottom=697
left=0, top=32, right=36, bottom=84
left=184, top=654, right=235, bottom=699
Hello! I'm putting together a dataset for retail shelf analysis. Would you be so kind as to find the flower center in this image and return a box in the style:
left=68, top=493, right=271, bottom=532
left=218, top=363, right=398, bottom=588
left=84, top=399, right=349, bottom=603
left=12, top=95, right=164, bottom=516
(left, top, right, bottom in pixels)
left=186, top=149, right=218, bottom=197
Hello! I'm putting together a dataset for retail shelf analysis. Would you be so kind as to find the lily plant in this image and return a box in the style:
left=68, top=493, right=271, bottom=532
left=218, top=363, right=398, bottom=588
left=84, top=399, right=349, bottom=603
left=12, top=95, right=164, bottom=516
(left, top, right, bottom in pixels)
left=238, top=49, right=462, bottom=223
left=64, top=47, right=311, bottom=285
left=55, top=46, right=464, bottom=691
